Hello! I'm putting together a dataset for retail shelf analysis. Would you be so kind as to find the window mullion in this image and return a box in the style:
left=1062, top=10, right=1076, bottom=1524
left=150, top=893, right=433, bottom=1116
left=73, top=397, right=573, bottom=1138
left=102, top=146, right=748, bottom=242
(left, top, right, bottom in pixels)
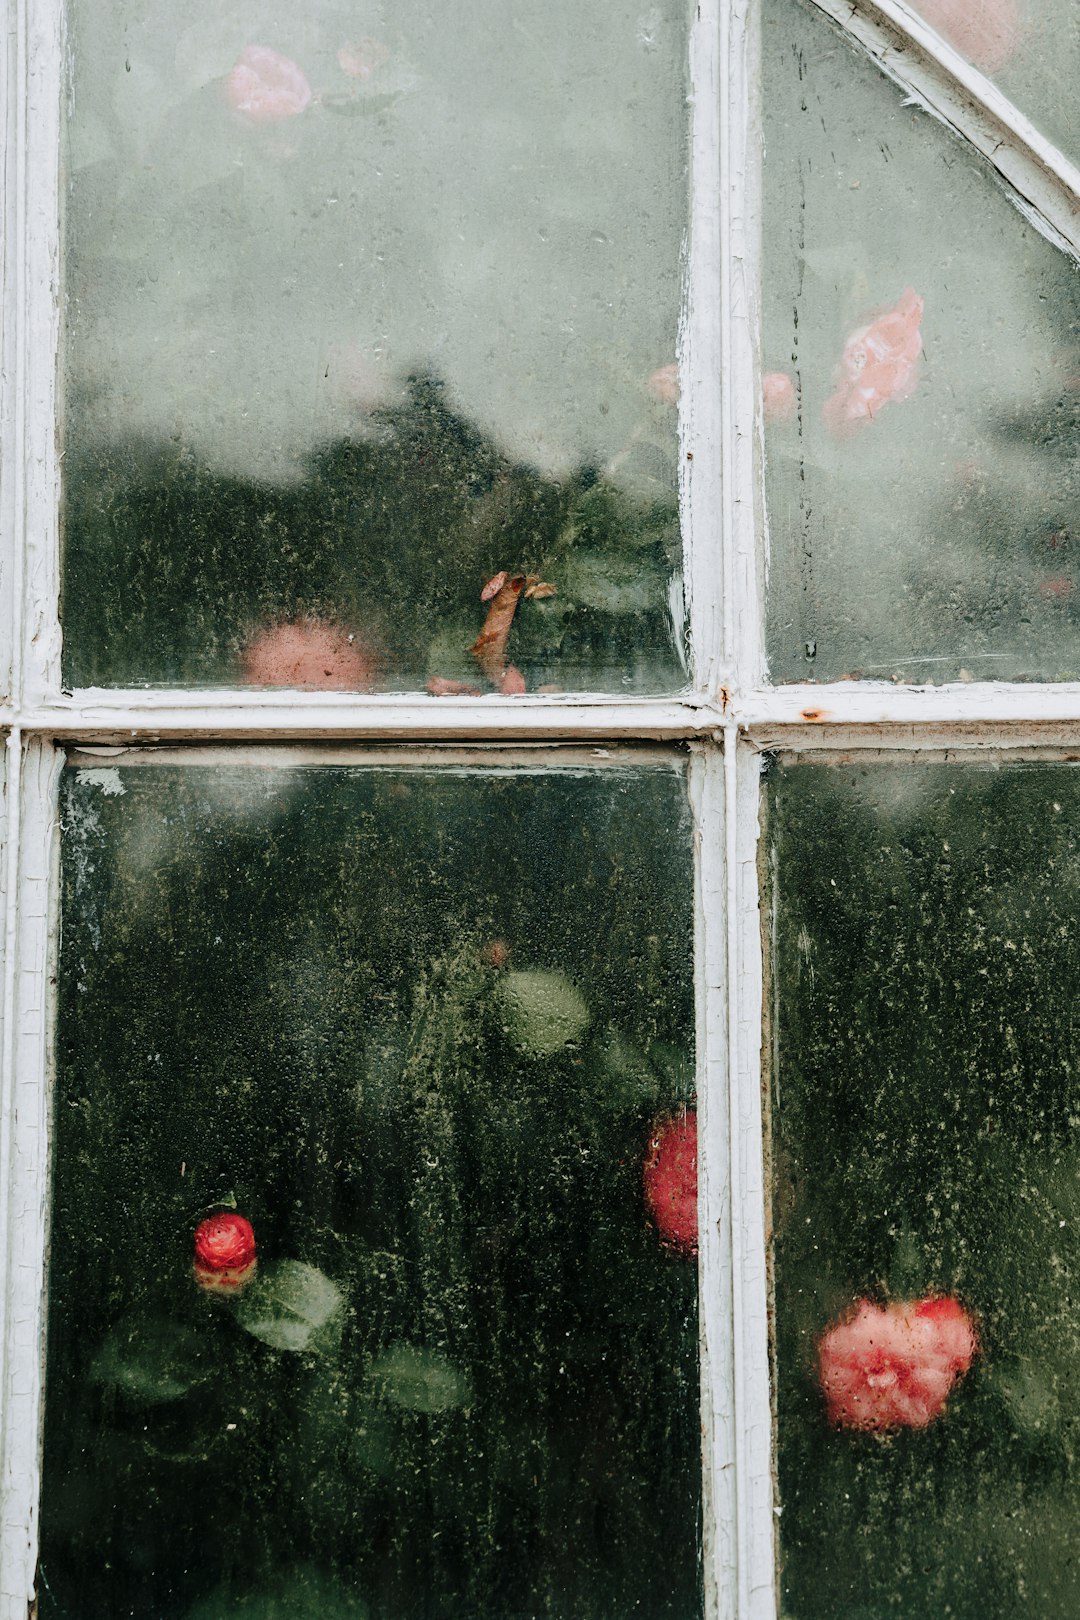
left=727, top=735, right=775, bottom=1620
left=11, top=0, right=62, bottom=712
left=0, top=734, right=61, bottom=1620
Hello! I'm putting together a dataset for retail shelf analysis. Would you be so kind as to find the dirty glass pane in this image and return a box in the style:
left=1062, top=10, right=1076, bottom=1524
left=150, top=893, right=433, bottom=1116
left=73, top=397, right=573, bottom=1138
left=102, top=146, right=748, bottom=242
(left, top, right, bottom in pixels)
left=763, top=0, right=1080, bottom=683
left=768, top=757, right=1080, bottom=1617
left=40, top=758, right=700, bottom=1618
left=909, top=0, right=1080, bottom=175
left=59, top=2, right=690, bottom=693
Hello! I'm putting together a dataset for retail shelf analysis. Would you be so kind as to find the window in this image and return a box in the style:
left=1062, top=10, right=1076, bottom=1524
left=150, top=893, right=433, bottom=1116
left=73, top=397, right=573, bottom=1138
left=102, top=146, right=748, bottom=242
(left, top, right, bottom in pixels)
left=1, top=0, right=1078, bottom=1615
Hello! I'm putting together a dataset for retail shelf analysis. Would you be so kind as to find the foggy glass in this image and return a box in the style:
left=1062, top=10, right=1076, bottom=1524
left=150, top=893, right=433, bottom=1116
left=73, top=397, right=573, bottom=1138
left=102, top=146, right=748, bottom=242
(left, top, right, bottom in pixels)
left=60, top=0, right=691, bottom=692
left=39, top=758, right=701, bottom=1618
left=909, top=0, right=1080, bottom=175
left=763, top=0, right=1080, bottom=683
left=768, top=758, right=1080, bottom=1616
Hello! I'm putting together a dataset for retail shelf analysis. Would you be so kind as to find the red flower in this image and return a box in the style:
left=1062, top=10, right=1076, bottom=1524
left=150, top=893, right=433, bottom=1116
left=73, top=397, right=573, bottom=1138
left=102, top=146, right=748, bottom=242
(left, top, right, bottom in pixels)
left=818, top=1296, right=978, bottom=1431
left=194, top=1213, right=257, bottom=1294
left=644, top=1111, right=698, bottom=1256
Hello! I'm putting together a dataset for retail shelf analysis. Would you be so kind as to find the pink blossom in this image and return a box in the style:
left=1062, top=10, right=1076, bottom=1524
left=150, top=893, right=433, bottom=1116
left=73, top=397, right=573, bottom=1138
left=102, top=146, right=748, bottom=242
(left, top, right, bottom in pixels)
left=646, top=364, right=679, bottom=405
left=824, top=288, right=924, bottom=437
left=1039, top=575, right=1074, bottom=602
left=499, top=664, right=527, bottom=695
left=763, top=371, right=797, bottom=424
left=337, top=38, right=390, bottom=81
left=916, top=0, right=1019, bottom=74
left=240, top=621, right=378, bottom=689
left=819, top=1297, right=978, bottom=1431
left=225, top=47, right=312, bottom=124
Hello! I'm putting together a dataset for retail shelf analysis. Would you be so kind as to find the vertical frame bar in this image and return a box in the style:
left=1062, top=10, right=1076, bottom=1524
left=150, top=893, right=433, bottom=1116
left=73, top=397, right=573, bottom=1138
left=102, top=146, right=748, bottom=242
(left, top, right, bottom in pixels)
left=11, top=0, right=63, bottom=712
left=0, top=738, right=61, bottom=1619
left=684, top=0, right=725, bottom=697
left=719, top=0, right=765, bottom=690
left=728, top=737, right=775, bottom=1617
left=693, top=733, right=775, bottom=1620
left=691, top=739, right=737, bottom=1620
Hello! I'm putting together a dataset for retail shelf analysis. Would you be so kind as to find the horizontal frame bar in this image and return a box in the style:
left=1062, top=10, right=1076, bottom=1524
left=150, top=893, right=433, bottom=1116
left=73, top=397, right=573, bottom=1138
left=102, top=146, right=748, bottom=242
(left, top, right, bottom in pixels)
left=65, top=741, right=687, bottom=772
left=3, top=680, right=1080, bottom=747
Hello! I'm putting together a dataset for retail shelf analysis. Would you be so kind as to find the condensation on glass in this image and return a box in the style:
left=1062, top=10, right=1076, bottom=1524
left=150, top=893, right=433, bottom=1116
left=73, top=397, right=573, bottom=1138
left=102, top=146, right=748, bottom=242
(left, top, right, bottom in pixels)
left=909, top=0, right=1080, bottom=176
left=40, top=757, right=701, bottom=1618
left=767, top=756, right=1080, bottom=1616
left=762, top=0, right=1080, bottom=684
left=59, top=2, right=691, bottom=693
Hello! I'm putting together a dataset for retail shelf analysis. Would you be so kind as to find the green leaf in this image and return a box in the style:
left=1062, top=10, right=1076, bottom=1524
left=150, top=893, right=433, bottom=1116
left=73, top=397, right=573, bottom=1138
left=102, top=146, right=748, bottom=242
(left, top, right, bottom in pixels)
left=236, top=1260, right=344, bottom=1354
left=184, top=1567, right=368, bottom=1619
left=494, top=969, right=590, bottom=1057
left=91, top=1316, right=211, bottom=1406
left=366, top=1344, right=474, bottom=1414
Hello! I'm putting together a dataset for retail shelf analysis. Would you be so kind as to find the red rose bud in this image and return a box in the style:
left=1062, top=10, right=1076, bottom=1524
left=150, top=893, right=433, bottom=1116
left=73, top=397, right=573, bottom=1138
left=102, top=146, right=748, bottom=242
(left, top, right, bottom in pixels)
left=643, top=1111, right=698, bottom=1256
left=193, top=1213, right=257, bottom=1294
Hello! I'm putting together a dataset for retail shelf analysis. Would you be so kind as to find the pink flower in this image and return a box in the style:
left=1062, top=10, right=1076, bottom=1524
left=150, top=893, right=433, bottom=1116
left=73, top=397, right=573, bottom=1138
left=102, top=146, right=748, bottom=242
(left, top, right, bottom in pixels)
left=819, top=1297, right=978, bottom=1431
left=763, top=371, right=797, bottom=424
left=337, top=38, right=390, bottom=81
left=225, top=47, right=312, bottom=124
left=1040, top=575, right=1074, bottom=602
left=643, top=1111, right=698, bottom=1256
left=194, top=1213, right=257, bottom=1294
left=824, top=288, right=924, bottom=437
left=916, top=0, right=1019, bottom=74
left=240, top=621, right=378, bottom=689
left=646, top=364, right=679, bottom=405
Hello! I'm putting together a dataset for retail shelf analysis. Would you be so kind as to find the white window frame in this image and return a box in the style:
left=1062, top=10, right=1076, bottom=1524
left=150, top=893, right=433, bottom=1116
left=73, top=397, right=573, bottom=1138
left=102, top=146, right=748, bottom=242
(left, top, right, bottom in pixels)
left=2, top=1, right=1080, bottom=1616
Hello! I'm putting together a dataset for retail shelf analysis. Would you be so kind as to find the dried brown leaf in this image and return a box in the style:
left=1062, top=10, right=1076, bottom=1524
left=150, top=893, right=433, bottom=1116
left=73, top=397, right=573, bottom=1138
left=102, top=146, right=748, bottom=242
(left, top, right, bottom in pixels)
left=471, top=574, right=524, bottom=684
left=480, top=570, right=509, bottom=603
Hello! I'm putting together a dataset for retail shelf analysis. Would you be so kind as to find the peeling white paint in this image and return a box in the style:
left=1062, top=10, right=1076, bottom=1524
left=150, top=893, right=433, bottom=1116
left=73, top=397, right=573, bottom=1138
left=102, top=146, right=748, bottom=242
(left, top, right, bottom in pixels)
left=74, top=766, right=124, bottom=796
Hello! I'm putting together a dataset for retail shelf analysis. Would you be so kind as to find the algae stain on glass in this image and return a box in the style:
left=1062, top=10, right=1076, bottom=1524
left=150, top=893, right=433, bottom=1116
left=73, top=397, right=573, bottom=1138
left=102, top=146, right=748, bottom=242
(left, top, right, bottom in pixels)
left=768, top=758, right=1080, bottom=1617
left=59, top=1, right=693, bottom=691
left=40, top=761, right=701, bottom=1617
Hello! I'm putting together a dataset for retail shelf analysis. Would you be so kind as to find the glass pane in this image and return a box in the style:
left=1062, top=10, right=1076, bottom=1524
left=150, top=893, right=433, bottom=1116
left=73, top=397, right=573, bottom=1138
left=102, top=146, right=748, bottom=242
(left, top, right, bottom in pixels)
left=768, top=757, right=1080, bottom=1617
left=60, top=3, right=690, bottom=693
left=763, top=0, right=1080, bottom=683
left=41, top=757, right=701, bottom=1617
left=909, top=0, right=1080, bottom=176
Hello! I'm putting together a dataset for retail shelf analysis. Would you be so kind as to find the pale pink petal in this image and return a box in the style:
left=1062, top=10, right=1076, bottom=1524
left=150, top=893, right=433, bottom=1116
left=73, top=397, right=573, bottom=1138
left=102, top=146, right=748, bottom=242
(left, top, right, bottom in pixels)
left=499, top=664, right=527, bottom=695
left=240, top=621, right=377, bottom=689
left=916, top=0, right=1019, bottom=73
left=226, top=46, right=312, bottom=124
left=646, top=363, right=679, bottom=405
left=824, top=289, right=924, bottom=437
left=763, top=371, right=797, bottom=423
left=427, top=676, right=482, bottom=696
left=337, top=38, right=390, bottom=81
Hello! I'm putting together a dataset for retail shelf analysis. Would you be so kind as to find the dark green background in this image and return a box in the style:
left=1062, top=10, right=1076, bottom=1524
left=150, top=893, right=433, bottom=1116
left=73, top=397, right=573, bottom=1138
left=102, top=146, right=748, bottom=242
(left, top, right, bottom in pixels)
left=41, top=759, right=700, bottom=1619
left=769, top=759, right=1080, bottom=1617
